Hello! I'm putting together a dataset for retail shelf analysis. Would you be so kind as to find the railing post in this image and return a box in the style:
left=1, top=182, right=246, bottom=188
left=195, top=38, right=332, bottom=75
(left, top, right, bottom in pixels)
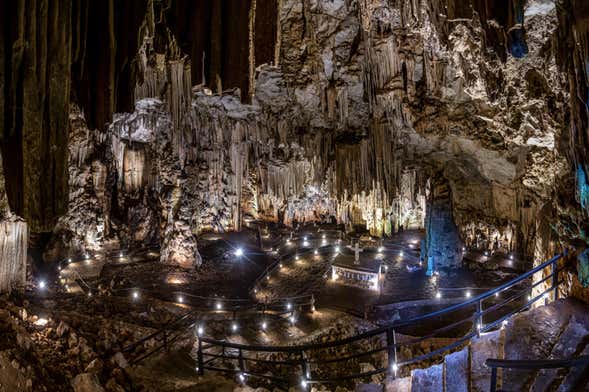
left=197, top=338, right=204, bottom=375
left=474, top=300, right=482, bottom=337
left=300, top=350, right=310, bottom=381
left=489, top=366, right=498, bottom=392
left=386, top=328, right=398, bottom=379
left=552, top=257, right=559, bottom=301
left=238, top=348, right=245, bottom=374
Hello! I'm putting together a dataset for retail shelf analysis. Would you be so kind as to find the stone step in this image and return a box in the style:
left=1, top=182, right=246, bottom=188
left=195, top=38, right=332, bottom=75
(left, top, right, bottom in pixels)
left=502, top=300, right=576, bottom=391
left=385, top=375, right=411, bottom=392
left=530, top=317, right=589, bottom=392
left=470, top=329, right=503, bottom=392
left=556, top=344, right=589, bottom=392
left=356, top=383, right=384, bottom=392
left=410, top=363, right=443, bottom=392
left=445, top=346, right=468, bottom=392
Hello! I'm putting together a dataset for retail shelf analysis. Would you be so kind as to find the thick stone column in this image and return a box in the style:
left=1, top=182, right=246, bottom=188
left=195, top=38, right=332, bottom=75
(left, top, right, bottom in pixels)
left=424, top=181, right=463, bottom=275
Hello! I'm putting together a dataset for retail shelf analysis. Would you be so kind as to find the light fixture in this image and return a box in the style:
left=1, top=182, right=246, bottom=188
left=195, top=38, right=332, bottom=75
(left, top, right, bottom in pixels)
left=232, top=322, right=238, bottom=332
left=311, top=305, right=316, bottom=312
left=322, top=234, right=326, bottom=239
left=68, top=258, right=72, bottom=263
left=286, top=302, right=292, bottom=310
left=177, top=295, right=184, bottom=303
left=84, top=254, right=90, bottom=259
left=384, top=265, right=389, bottom=271
left=314, top=249, right=318, bottom=255
left=88, top=292, right=92, bottom=297
left=303, top=241, right=310, bottom=247
left=462, top=247, right=466, bottom=252
left=378, top=246, right=384, bottom=253
left=301, top=379, right=308, bottom=388
left=261, top=321, right=267, bottom=330
left=436, top=291, right=441, bottom=299
left=303, top=236, right=308, bottom=241
left=266, top=275, right=270, bottom=281
left=34, top=318, right=49, bottom=327
left=216, top=302, right=223, bottom=310
left=238, top=373, right=245, bottom=382
left=120, top=252, right=124, bottom=258
left=197, top=325, right=204, bottom=336
left=335, top=246, right=340, bottom=253
left=132, top=291, right=139, bottom=299
left=39, top=280, right=46, bottom=290
left=295, top=255, right=300, bottom=261
left=322, top=239, right=327, bottom=245
left=484, top=251, right=489, bottom=256
left=234, top=248, right=244, bottom=257
left=466, top=290, right=471, bottom=298
left=399, top=251, right=404, bottom=257
left=280, top=263, right=284, bottom=269
left=509, top=254, right=514, bottom=260
left=392, top=363, right=399, bottom=373
left=477, top=323, right=482, bottom=331
left=289, top=316, right=296, bottom=324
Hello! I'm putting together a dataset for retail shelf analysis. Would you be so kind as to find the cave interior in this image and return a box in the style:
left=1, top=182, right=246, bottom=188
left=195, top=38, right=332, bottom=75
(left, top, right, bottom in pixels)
left=1, top=0, right=589, bottom=391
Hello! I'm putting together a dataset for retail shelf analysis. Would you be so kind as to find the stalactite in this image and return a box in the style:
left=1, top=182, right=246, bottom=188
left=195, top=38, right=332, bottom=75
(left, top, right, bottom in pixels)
left=0, top=219, right=28, bottom=293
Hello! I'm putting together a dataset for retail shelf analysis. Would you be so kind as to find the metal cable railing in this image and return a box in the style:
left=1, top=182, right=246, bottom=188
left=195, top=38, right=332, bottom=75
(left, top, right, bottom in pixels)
left=194, top=252, right=566, bottom=388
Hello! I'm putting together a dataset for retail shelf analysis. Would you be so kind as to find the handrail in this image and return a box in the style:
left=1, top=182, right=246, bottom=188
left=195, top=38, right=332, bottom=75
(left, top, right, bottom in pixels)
left=486, top=354, right=589, bottom=391
left=196, top=251, right=566, bottom=386
left=200, top=252, right=565, bottom=352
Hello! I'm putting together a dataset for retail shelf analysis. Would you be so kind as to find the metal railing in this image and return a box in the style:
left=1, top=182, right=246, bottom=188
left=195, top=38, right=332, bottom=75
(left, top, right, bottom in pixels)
left=195, top=252, right=566, bottom=388
left=486, top=354, right=589, bottom=391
